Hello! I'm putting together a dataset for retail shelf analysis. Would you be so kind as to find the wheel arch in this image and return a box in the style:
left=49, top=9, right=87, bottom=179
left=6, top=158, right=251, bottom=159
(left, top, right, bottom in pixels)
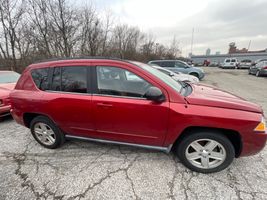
left=172, top=126, right=242, bottom=157
left=23, top=113, right=56, bottom=128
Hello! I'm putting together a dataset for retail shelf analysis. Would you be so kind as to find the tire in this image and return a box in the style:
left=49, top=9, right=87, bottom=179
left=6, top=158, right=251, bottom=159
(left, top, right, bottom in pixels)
left=189, top=72, right=199, bottom=78
left=256, top=71, right=261, bottom=77
left=175, top=131, right=235, bottom=173
left=30, top=116, right=65, bottom=149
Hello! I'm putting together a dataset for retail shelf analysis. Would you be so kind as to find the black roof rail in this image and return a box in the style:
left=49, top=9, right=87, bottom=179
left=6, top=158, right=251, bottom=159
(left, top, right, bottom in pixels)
left=32, top=56, right=127, bottom=64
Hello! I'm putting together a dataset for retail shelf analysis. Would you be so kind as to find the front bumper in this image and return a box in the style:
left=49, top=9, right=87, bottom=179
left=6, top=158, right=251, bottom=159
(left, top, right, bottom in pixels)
left=0, top=105, right=11, bottom=117
left=240, top=131, right=267, bottom=157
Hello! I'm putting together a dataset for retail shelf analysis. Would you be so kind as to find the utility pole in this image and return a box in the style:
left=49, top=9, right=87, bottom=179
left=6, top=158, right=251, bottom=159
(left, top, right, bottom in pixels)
left=247, top=40, right=251, bottom=51
left=190, top=28, right=194, bottom=56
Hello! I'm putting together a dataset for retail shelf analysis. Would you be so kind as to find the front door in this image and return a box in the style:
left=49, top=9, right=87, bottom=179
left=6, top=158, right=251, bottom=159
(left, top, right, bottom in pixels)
left=91, top=66, right=169, bottom=146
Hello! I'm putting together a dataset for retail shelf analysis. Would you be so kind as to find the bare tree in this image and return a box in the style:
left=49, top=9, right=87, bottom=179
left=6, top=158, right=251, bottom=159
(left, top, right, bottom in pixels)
left=0, top=0, right=25, bottom=70
left=47, top=0, right=79, bottom=57
left=111, top=24, right=143, bottom=59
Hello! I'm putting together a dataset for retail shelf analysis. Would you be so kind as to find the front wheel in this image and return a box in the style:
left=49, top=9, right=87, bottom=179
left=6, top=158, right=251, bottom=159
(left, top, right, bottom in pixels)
left=176, top=131, right=235, bottom=173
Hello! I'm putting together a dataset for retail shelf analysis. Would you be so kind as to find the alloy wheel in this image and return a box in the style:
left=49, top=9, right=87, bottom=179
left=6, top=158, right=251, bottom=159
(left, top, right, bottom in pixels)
left=185, top=139, right=226, bottom=169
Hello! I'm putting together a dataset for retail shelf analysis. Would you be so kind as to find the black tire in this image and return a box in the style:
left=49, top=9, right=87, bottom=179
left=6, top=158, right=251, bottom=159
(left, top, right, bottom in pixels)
left=189, top=72, right=199, bottom=78
left=175, top=131, right=235, bottom=173
left=256, top=71, right=261, bottom=77
left=30, top=116, right=65, bottom=149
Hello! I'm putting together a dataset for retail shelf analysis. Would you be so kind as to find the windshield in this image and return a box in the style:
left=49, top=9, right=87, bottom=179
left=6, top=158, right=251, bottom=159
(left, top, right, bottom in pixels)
left=0, top=72, right=20, bottom=84
left=131, top=61, right=182, bottom=93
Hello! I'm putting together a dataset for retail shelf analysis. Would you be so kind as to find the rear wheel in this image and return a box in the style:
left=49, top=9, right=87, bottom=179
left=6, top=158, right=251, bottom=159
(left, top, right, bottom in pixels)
left=256, top=71, right=261, bottom=77
left=30, top=116, right=65, bottom=149
left=176, top=131, right=235, bottom=173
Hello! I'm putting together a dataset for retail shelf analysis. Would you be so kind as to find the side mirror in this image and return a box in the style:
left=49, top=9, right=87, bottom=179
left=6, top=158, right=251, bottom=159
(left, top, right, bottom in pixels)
left=144, top=87, right=165, bottom=102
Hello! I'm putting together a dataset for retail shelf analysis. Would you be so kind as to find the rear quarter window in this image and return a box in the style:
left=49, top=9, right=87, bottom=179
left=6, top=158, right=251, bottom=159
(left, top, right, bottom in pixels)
left=31, top=68, right=50, bottom=91
left=51, top=66, right=87, bottom=93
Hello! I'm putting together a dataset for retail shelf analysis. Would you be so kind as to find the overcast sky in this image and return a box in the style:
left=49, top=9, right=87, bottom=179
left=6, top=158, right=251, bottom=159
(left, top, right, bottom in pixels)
left=76, top=0, right=267, bottom=56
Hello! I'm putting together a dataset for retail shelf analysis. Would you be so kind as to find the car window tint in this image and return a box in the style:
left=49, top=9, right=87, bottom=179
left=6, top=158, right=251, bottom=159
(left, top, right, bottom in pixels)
left=231, top=59, right=236, bottom=62
left=51, top=67, right=87, bottom=93
left=226, top=59, right=230, bottom=62
left=175, top=62, right=185, bottom=68
left=161, top=61, right=175, bottom=68
left=31, top=68, right=49, bottom=91
left=96, top=66, right=152, bottom=98
left=51, top=67, right=61, bottom=91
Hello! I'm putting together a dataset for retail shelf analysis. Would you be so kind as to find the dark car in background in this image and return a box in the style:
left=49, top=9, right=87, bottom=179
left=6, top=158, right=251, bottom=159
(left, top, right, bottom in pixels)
left=148, top=60, right=205, bottom=80
left=0, top=71, right=20, bottom=118
left=249, top=60, right=267, bottom=77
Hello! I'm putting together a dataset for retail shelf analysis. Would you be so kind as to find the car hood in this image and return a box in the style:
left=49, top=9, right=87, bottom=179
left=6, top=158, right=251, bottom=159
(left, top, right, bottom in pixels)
left=185, top=83, right=262, bottom=113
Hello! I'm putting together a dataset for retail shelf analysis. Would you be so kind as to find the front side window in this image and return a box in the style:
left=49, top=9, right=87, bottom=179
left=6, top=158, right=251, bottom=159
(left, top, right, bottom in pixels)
left=51, top=67, right=87, bottom=93
left=225, top=59, right=230, bottom=63
left=31, top=68, right=49, bottom=91
left=96, top=66, right=152, bottom=98
left=175, top=62, right=186, bottom=68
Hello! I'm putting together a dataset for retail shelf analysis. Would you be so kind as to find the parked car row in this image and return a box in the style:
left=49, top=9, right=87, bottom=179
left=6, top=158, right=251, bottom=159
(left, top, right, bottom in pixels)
left=200, top=57, right=267, bottom=77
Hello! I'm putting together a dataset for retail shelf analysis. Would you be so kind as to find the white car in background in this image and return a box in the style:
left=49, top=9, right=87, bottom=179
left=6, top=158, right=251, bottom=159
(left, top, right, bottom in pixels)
left=150, top=65, right=199, bottom=83
left=220, top=58, right=239, bottom=69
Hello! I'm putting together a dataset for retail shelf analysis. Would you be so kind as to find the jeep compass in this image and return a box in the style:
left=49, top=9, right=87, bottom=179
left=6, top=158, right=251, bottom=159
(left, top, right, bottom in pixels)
left=10, top=58, right=267, bottom=173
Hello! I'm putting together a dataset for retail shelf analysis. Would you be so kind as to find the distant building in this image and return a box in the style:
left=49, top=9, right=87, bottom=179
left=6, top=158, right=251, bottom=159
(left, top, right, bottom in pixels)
left=190, top=43, right=267, bottom=64
left=191, top=52, right=267, bottom=64
left=206, top=48, right=211, bottom=55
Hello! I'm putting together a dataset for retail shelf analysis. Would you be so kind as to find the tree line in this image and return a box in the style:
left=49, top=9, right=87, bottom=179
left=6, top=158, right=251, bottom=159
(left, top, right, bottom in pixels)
left=0, top=0, right=181, bottom=72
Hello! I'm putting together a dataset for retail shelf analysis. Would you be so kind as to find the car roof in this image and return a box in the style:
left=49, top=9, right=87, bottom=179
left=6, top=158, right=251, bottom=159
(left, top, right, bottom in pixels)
left=27, top=57, right=135, bottom=69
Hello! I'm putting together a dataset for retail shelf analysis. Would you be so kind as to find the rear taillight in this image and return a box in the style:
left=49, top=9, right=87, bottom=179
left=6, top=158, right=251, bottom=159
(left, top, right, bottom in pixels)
left=264, top=66, right=267, bottom=69
left=0, top=99, right=3, bottom=106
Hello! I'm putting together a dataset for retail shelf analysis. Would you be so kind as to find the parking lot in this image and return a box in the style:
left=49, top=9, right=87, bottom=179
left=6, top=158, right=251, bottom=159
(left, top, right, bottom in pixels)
left=0, top=67, right=267, bottom=200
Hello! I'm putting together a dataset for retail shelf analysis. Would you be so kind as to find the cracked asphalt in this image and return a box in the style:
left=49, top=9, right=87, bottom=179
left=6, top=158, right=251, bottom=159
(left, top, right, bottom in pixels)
left=0, top=67, right=267, bottom=200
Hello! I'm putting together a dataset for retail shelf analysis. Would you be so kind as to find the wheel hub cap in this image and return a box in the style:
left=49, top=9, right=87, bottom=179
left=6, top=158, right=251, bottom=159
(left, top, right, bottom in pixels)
left=185, top=139, right=226, bottom=169
left=33, top=122, right=56, bottom=146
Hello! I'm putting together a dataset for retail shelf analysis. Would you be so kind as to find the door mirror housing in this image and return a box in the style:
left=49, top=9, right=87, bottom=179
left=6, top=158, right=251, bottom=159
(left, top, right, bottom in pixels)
left=144, top=87, right=165, bottom=102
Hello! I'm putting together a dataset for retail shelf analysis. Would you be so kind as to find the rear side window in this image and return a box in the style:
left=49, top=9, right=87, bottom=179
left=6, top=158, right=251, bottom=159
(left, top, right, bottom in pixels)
left=161, top=61, right=175, bottom=68
left=31, top=68, right=50, bottom=91
left=51, top=67, right=87, bottom=93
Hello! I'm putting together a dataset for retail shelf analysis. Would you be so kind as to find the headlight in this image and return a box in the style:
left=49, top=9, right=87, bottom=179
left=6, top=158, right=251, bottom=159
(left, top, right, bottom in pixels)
left=254, top=116, right=266, bottom=132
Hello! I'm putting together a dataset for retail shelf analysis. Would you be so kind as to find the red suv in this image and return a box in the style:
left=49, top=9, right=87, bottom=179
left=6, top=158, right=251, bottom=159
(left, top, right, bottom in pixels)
left=10, top=58, right=266, bottom=173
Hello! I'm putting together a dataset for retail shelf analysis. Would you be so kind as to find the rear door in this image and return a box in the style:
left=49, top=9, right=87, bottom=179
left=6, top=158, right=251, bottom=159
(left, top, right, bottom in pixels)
left=44, top=66, right=94, bottom=137
left=91, top=65, right=169, bottom=146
